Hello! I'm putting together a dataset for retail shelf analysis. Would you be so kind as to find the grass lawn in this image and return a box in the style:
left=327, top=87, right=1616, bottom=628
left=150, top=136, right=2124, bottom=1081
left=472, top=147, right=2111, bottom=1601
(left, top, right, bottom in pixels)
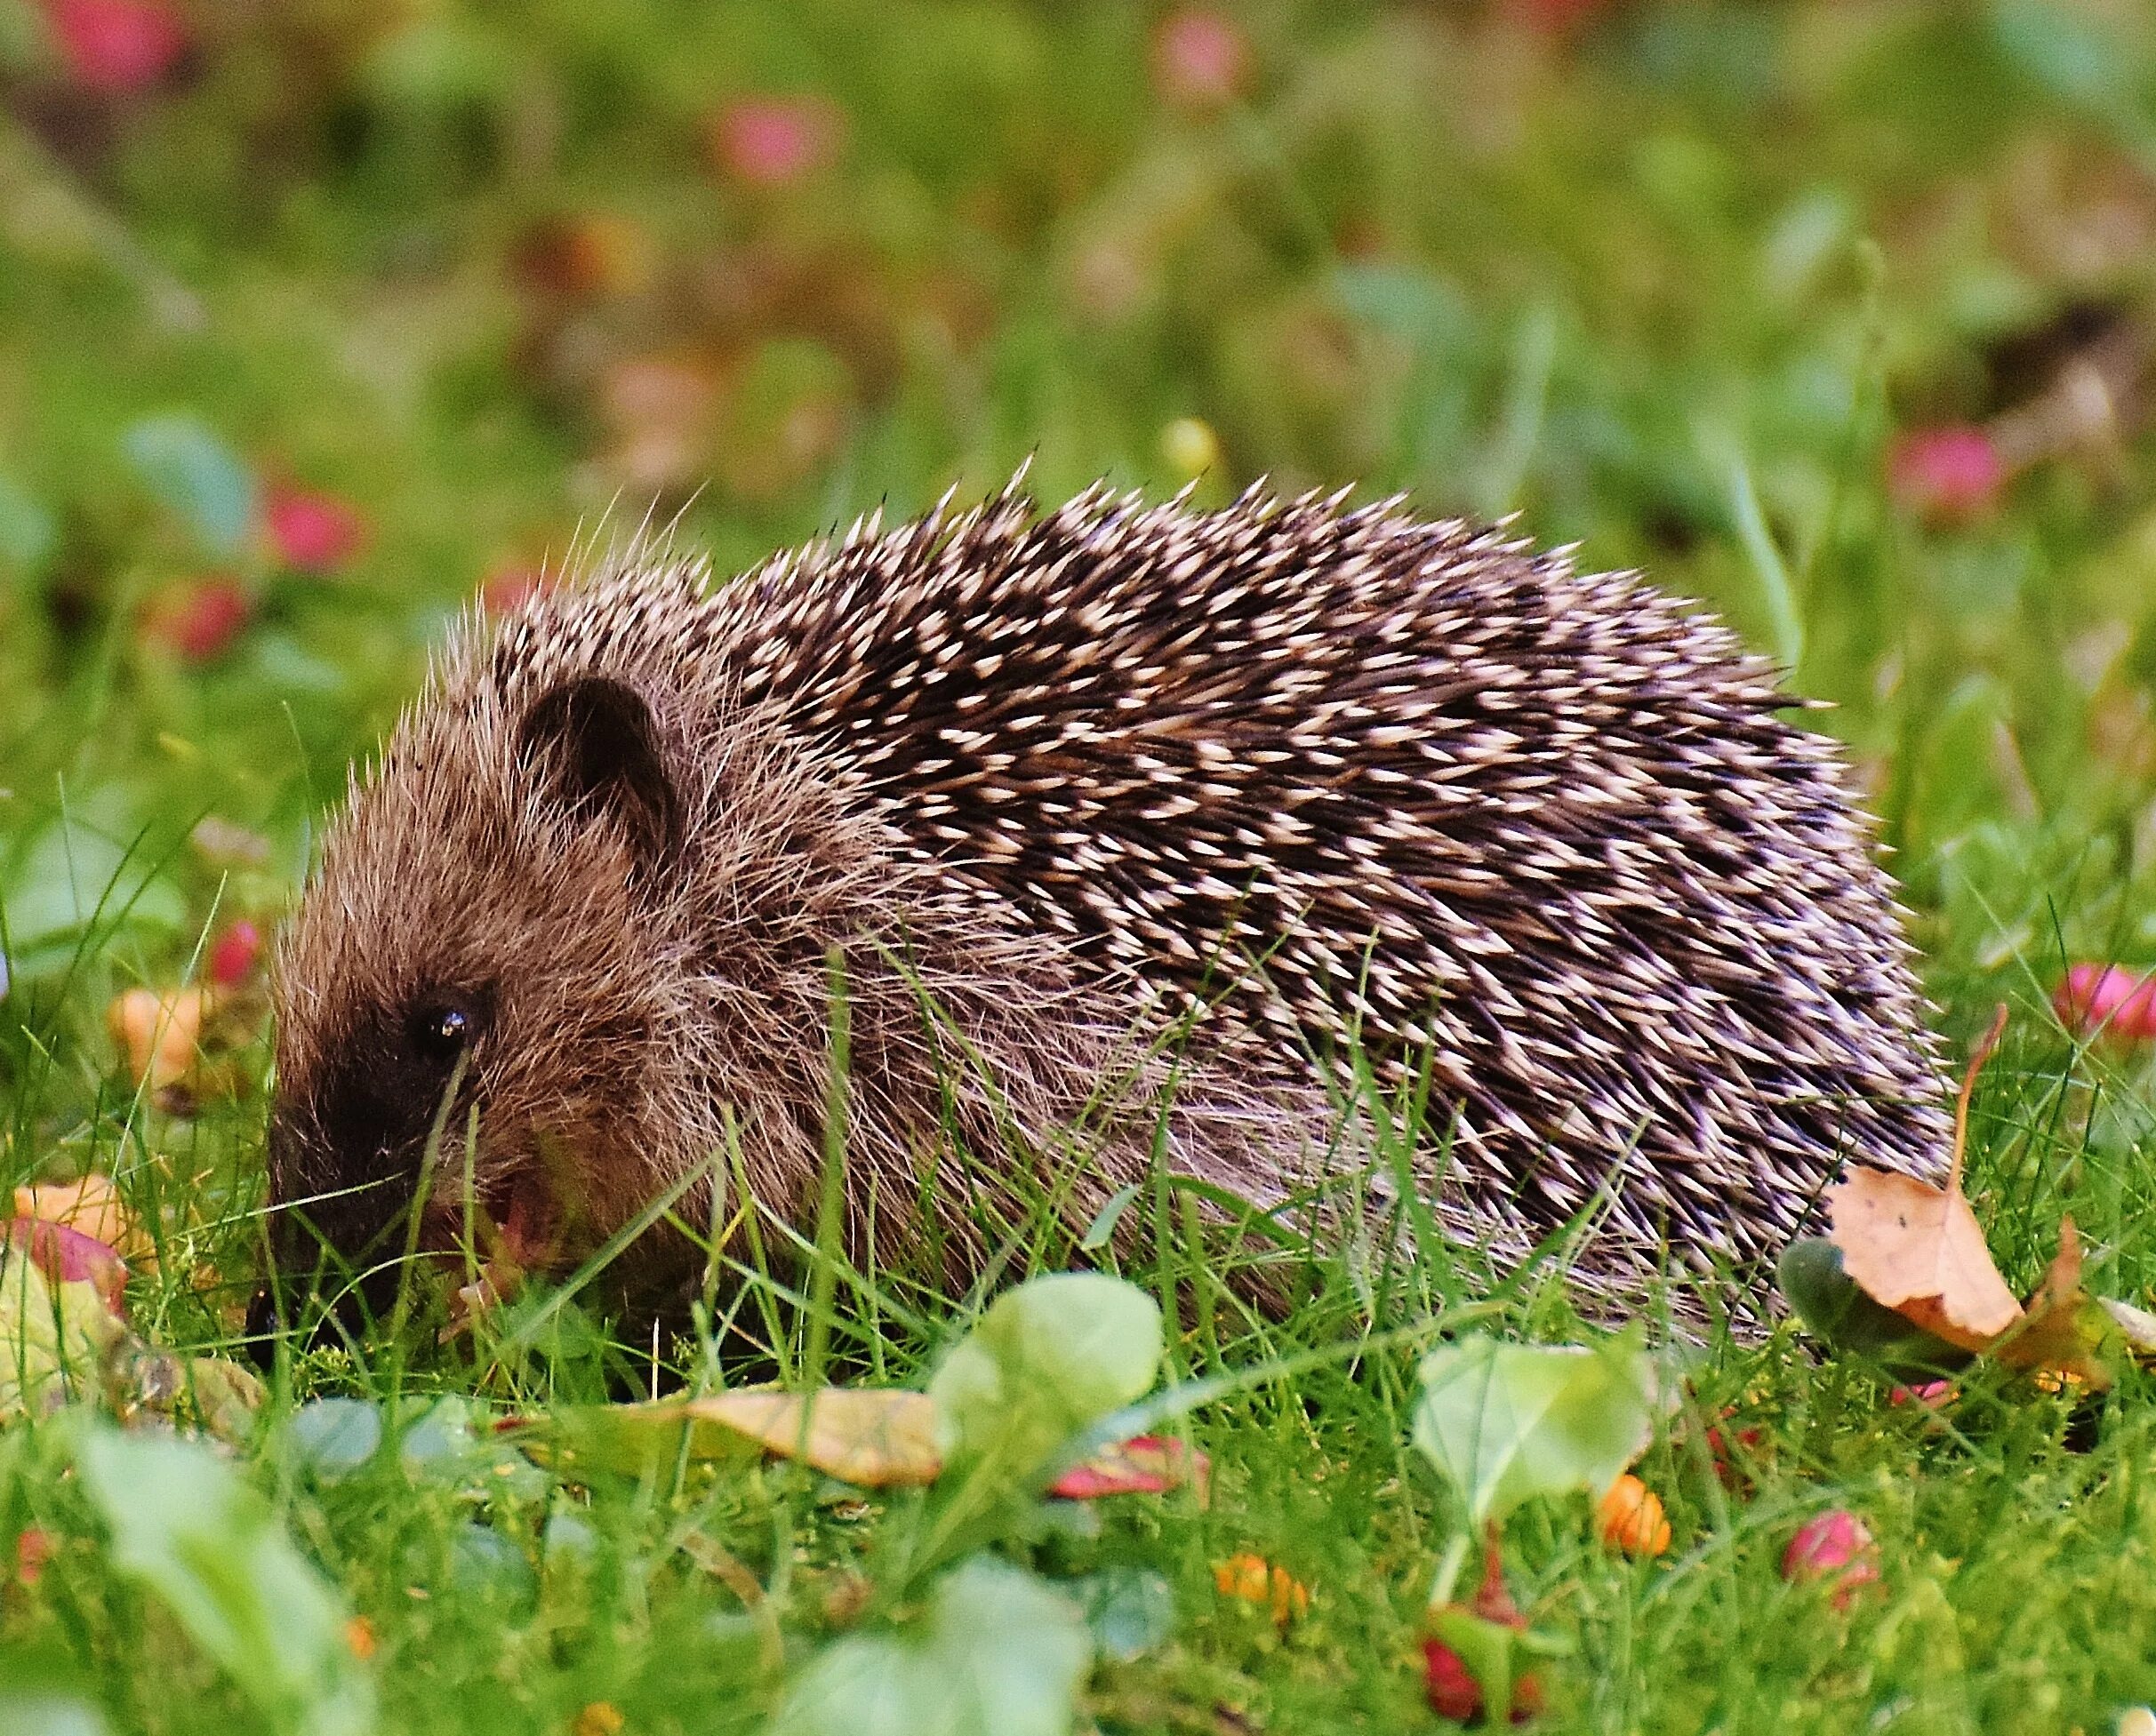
left=9, top=1, right=2156, bottom=1730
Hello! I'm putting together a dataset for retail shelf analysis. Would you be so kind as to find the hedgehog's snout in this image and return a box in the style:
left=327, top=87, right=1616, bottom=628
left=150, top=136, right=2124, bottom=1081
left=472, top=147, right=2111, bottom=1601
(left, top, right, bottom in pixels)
left=259, top=982, right=497, bottom=1347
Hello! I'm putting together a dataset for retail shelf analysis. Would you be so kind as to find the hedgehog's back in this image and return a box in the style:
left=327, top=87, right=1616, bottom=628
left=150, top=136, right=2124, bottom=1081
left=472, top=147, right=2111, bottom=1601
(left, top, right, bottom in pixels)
left=613, top=486, right=1952, bottom=1270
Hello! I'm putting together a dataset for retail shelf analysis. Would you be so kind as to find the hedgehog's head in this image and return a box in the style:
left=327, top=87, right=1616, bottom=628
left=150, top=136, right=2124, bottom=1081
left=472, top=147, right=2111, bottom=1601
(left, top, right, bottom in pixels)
left=262, top=649, right=704, bottom=1338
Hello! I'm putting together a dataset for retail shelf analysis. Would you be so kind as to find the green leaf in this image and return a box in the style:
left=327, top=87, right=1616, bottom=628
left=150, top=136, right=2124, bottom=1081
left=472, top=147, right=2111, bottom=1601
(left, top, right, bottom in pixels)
left=0, top=1252, right=125, bottom=1422
left=0, top=469, right=54, bottom=577
left=2, top=820, right=187, bottom=959
left=1410, top=1332, right=1660, bottom=1527
left=120, top=414, right=257, bottom=556
left=285, top=1398, right=384, bottom=1482
left=78, top=1428, right=376, bottom=1736
left=926, top=1273, right=1163, bottom=1474
left=771, top=1556, right=1091, bottom=1736
left=1775, top=1238, right=1973, bottom=1377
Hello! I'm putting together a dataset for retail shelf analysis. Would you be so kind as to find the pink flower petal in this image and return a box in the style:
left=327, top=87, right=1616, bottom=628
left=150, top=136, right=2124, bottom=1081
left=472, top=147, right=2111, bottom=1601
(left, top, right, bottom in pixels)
left=1888, top=425, right=2006, bottom=522
left=263, top=484, right=365, bottom=572
left=710, top=96, right=840, bottom=188
left=4, top=1218, right=126, bottom=1315
left=2056, top=964, right=2156, bottom=1042
left=1047, top=1435, right=1209, bottom=1500
left=44, top=0, right=185, bottom=94
left=1153, top=11, right=1250, bottom=109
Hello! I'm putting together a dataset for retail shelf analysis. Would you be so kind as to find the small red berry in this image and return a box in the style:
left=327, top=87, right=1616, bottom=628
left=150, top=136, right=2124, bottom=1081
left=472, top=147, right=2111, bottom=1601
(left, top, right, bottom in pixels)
left=207, top=919, right=261, bottom=988
left=42, top=0, right=185, bottom=94
left=1423, top=1639, right=1482, bottom=1722
left=1420, top=1636, right=1543, bottom=1723
left=262, top=484, right=365, bottom=573
left=1152, top=10, right=1249, bottom=109
left=14, top=1528, right=52, bottom=1587
left=1887, top=425, right=2006, bottom=522
left=145, top=580, right=250, bottom=662
left=709, top=95, right=840, bottom=188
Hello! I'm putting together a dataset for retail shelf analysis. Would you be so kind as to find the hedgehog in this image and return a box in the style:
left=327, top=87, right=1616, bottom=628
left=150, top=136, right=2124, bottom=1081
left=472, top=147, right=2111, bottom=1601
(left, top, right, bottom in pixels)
left=262, top=480, right=1952, bottom=1329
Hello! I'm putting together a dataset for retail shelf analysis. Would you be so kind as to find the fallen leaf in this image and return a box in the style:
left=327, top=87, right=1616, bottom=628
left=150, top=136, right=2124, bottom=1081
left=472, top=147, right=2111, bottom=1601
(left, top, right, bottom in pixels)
left=15, top=1174, right=153, bottom=1266
left=3, top=1219, right=126, bottom=1314
left=1410, top=1331, right=1663, bottom=1527
left=1047, top=1435, right=1208, bottom=1502
left=688, top=1388, right=942, bottom=1487
left=1826, top=1005, right=2022, bottom=1352
left=1984, top=1216, right=2117, bottom=1389
left=526, top=1388, right=942, bottom=1488
left=107, top=987, right=205, bottom=1090
left=1826, top=1168, right=2023, bottom=1350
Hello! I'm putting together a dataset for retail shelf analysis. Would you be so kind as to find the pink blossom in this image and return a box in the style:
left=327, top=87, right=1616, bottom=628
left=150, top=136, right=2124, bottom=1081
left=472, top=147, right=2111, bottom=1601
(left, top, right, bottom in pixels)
left=263, top=484, right=365, bottom=573
left=1888, top=425, right=2006, bottom=522
left=710, top=96, right=840, bottom=188
left=1782, top=1509, right=1880, bottom=1608
left=43, top=0, right=185, bottom=93
left=2055, top=964, right=2156, bottom=1042
left=1152, top=10, right=1249, bottom=109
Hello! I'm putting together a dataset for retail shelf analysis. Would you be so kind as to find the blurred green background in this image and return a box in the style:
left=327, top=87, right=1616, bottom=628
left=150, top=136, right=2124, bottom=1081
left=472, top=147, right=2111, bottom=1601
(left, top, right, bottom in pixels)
left=7, top=0, right=2156, bottom=1114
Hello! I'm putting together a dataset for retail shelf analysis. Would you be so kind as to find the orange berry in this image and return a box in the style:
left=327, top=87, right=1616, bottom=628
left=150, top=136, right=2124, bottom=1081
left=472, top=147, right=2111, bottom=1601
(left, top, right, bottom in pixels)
left=1596, top=1473, right=1671, bottom=1557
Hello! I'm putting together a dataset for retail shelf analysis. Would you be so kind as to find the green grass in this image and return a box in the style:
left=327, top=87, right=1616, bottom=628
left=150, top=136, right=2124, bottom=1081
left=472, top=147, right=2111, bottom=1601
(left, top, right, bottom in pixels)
left=10, top=0, right=2156, bottom=1729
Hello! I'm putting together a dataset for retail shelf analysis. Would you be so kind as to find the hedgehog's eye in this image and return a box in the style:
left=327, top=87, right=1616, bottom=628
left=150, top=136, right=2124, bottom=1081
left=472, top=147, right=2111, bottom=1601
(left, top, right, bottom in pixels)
left=410, top=1004, right=474, bottom=1063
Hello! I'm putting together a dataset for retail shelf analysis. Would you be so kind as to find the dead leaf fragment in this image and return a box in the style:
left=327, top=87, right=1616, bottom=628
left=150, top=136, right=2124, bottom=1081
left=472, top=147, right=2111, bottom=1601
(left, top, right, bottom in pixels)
left=1048, top=1434, right=1210, bottom=1502
left=684, top=1388, right=942, bottom=1487
left=525, top=1388, right=943, bottom=1487
left=1827, top=1004, right=2022, bottom=1352
left=108, top=987, right=205, bottom=1090
left=1827, top=1167, right=2023, bottom=1350
left=15, top=1175, right=154, bottom=1266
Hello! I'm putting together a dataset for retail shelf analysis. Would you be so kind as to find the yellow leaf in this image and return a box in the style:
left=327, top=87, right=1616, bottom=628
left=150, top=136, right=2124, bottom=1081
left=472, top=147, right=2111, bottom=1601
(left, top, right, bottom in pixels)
left=525, top=1388, right=943, bottom=1488
left=681, top=1389, right=943, bottom=1487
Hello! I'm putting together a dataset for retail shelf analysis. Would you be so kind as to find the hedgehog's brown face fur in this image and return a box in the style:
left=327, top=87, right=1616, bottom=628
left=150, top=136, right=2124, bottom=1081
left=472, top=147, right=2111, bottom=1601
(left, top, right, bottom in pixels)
left=266, top=576, right=1292, bottom=1332
left=268, top=667, right=704, bottom=1321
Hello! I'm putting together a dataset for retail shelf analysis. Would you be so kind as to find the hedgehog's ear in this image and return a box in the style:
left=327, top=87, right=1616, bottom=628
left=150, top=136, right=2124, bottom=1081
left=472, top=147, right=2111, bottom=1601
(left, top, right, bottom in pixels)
left=517, top=676, right=684, bottom=871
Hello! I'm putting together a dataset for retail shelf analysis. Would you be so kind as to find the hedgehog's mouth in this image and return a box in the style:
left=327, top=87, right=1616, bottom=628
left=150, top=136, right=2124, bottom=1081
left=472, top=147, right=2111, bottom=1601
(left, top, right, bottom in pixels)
left=429, top=1168, right=563, bottom=1338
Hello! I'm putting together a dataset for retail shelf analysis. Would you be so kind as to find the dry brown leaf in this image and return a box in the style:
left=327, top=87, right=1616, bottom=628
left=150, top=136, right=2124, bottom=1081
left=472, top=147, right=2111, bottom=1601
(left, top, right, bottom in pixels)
left=107, top=987, right=205, bottom=1090
left=1827, top=1004, right=2023, bottom=1352
left=1827, top=1168, right=2024, bottom=1350
left=1992, top=1218, right=2116, bottom=1391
